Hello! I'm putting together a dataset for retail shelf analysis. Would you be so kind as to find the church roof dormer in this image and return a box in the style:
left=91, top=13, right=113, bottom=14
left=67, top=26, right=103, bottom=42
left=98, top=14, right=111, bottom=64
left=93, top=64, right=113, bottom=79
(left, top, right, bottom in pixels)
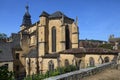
left=21, top=5, right=32, bottom=27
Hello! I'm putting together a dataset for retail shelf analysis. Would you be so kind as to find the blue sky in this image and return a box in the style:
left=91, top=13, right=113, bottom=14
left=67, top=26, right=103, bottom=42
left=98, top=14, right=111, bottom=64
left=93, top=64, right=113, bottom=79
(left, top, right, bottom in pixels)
left=0, top=0, right=120, bottom=41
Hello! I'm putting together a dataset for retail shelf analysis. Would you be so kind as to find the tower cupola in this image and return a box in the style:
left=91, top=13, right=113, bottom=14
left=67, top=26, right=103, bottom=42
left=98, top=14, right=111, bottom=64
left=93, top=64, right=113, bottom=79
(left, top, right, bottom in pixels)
left=21, top=5, right=32, bottom=27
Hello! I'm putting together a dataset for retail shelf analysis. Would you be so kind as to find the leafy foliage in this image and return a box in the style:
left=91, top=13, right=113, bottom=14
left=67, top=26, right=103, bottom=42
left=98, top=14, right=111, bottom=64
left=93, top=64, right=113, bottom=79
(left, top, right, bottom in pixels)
left=98, top=44, right=113, bottom=50
left=0, top=66, right=14, bottom=80
left=24, top=65, right=77, bottom=80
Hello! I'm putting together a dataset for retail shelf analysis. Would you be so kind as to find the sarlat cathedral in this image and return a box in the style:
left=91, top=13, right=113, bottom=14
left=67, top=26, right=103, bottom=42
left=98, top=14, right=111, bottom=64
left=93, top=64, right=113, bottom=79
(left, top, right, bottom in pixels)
left=0, top=5, right=119, bottom=79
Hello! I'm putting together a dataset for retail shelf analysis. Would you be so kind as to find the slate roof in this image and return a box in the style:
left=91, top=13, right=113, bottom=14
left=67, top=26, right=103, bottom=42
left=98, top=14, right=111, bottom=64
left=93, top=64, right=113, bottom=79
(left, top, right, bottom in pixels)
left=27, top=49, right=37, bottom=58
left=39, top=11, right=74, bottom=21
left=0, top=41, right=13, bottom=62
left=42, top=53, right=60, bottom=58
left=21, top=5, right=32, bottom=27
left=11, top=33, right=21, bottom=50
left=60, top=48, right=118, bottom=54
left=49, top=11, right=67, bottom=18
left=39, top=11, right=50, bottom=17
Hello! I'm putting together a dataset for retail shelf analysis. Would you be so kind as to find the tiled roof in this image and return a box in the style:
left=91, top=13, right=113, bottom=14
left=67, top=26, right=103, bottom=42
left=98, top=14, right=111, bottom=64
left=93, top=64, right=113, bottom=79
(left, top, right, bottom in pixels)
left=60, top=48, right=118, bottom=54
left=0, top=41, right=13, bottom=62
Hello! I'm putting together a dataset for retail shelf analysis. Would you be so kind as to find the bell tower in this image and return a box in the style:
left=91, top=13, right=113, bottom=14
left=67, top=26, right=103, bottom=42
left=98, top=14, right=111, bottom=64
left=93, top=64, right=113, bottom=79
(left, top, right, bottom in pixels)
left=20, top=5, right=32, bottom=30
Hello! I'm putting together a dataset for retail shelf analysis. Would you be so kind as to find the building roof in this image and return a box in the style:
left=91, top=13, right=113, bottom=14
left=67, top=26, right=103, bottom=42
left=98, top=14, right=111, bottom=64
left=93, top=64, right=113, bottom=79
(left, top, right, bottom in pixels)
left=49, top=11, right=66, bottom=18
left=60, top=48, right=118, bottom=54
left=11, top=33, right=21, bottom=50
left=21, top=5, right=32, bottom=27
left=42, top=53, right=60, bottom=58
left=49, top=11, right=74, bottom=21
left=39, top=11, right=50, bottom=17
left=0, top=41, right=13, bottom=62
left=26, top=49, right=37, bottom=58
left=39, top=11, right=74, bottom=21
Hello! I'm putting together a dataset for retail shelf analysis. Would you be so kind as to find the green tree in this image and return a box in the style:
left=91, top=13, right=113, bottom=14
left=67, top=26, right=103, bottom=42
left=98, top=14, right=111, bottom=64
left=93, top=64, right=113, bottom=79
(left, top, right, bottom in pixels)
left=98, top=44, right=113, bottom=50
left=0, top=33, right=7, bottom=39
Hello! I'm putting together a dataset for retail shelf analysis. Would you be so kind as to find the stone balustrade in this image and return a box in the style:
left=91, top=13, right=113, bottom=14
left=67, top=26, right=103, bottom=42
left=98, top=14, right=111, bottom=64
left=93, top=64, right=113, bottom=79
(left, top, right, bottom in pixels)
left=44, top=62, right=116, bottom=80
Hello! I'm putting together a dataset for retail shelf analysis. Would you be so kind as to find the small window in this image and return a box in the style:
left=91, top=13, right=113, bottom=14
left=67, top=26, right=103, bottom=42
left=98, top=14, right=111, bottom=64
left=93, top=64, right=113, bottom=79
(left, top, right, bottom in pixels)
left=16, top=53, right=19, bottom=59
left=89, top=57, right=95, bottom=67
left=64, top=59, right=69, bottom=66
left=48, top=60, right=54, bottom=71
left=104, top=56, right=110, bottom=63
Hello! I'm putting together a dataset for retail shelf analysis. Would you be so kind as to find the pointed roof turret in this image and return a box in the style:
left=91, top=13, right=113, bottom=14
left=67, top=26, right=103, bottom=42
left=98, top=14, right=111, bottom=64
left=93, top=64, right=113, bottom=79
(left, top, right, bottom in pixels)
left=21, top=5, right=32, bottom=27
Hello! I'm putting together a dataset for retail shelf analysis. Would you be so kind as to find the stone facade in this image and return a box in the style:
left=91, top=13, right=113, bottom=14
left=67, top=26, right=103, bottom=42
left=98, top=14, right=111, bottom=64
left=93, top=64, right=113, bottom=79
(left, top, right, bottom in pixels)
left=5, top=5, right=118, bottom=78
left=18, top=6, right=118, bottom=76
left=19, top=9, right=79, bottom=75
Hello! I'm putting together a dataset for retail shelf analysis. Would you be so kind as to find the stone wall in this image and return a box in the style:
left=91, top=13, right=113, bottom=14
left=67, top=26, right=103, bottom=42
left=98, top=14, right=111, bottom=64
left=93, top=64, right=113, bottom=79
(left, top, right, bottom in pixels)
left=44, top=62, right=116, bottom=80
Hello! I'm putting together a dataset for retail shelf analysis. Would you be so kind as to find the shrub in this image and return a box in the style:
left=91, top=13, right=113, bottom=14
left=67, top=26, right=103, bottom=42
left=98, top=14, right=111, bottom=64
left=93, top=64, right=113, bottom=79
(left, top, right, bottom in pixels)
left=0, top=66, right=14, bottom=80
left=24, top=65, right=77, bottom=80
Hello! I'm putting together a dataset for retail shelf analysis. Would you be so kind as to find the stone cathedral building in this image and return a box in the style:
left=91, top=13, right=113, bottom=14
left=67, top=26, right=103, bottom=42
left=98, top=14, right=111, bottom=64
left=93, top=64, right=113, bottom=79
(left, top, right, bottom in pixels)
left=18, top=5, right=79, bottom=76
left=18, top=5, right=117, bottom=76
left=1, top=5, right=118, bottom=78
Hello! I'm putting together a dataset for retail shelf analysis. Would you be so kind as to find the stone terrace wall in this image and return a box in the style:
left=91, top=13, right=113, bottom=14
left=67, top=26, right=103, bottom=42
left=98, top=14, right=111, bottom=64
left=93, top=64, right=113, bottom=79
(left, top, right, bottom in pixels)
left=44, top=62, right=116, bottom=80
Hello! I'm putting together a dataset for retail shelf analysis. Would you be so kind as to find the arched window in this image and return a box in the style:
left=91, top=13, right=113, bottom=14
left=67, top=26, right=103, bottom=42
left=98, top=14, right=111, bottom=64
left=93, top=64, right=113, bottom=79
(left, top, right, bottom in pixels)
left=48, top=60, right=54, bottom=71
left=64, top=59, right=69, bottom=66
left=89, top=57, right=95, bottom=67
left=52, top=27, right=56, bottom=52
left=65, top=26, right=70, bottom=49
left=104, top=56, right=110, bottom=63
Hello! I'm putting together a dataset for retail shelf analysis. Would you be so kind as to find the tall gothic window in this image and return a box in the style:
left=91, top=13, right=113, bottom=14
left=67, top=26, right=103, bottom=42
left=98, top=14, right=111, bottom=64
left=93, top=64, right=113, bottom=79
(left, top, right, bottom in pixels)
left=52, top=27, right=56, bottom=52
left=48, top=60, right=54, bottom=71
left=65, top=26, right=70, bottom=49
left=89, top=57, right=95, bottom=67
